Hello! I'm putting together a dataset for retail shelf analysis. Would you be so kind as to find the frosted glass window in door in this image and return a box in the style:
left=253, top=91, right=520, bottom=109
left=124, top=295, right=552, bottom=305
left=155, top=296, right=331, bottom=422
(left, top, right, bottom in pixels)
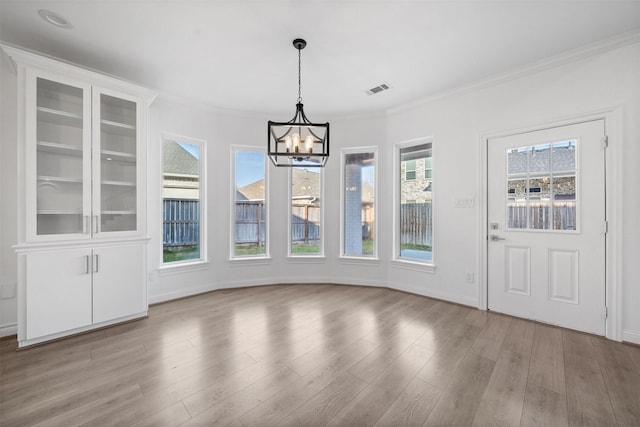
left=506, top=140, right=577, bottom=231
left=36, top=78, right=85, bottom=235
left=100, top=94, right=137, bottom=232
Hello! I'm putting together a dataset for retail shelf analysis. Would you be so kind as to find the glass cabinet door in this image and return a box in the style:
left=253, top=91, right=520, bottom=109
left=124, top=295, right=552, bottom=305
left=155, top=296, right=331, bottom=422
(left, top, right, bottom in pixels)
left=94, top=91, right=139, bottom=234
left=33, top=76, right=91, bottom=238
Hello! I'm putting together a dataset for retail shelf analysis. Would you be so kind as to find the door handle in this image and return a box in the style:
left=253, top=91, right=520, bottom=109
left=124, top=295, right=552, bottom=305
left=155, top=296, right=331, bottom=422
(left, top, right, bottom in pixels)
left=84, top=216, right=90, bottom=234
left=94, top=254, right=99, bottom=273
left=85, top=255, right=91, bottom=274
left=489, top=235, right=506, bottom=241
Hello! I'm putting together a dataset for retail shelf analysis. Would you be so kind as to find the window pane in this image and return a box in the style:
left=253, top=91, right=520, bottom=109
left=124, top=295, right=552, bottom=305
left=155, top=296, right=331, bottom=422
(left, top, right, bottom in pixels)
left=553, top=175, right=576, bottom=230
left=529, top=144, right=550, bottom=173
left=399, top=143, right=432, bottom=262
left=291, top=162, right=321, bottom=254
left=343, top=151, right=375, bottom=257
left=234, top=150, right=266, bottom=256
left=507, top=178, right=527, bottom=229
left=162, top=140, right=201, bottom=263
left=506, top=139, right=579, bottom=232
left=552, top=140, right=576, bottom=172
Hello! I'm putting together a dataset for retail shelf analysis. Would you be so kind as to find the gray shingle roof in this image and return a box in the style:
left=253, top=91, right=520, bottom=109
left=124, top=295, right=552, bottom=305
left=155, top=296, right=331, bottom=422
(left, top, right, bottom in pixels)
left=163, top=140, right=199, bottom=176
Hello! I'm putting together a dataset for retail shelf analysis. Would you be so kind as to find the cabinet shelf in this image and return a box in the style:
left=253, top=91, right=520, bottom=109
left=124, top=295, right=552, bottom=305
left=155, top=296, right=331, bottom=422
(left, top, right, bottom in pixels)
left=101, top=119, right=136, bottom=136
left=102, top=210, right=135, bottom=215
left=37, top=209, right=82, bottom=215
left=37, top=106, right=82, bottom=127
left=101, top=150, right=136, bottom=162
left=101, top=180, right=136, bottom=187
left=37, top=176, right=83, bottom=184
left=37, top=141, right=83, bottom=156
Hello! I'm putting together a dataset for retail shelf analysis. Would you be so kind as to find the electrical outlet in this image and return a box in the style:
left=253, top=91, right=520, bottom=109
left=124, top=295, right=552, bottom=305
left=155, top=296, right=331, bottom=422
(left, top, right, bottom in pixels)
left=465, top=273, right=474, bottom=284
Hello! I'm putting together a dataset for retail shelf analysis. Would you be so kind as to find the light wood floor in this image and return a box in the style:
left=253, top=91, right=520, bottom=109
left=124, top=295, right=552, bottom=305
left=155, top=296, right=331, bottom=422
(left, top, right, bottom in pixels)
left=1, top=284, right=639, bottom=426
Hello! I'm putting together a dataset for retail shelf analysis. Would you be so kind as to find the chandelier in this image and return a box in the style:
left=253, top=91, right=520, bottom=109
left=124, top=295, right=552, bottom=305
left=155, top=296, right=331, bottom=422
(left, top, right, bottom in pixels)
left=268, top=38, right=329, bottom=167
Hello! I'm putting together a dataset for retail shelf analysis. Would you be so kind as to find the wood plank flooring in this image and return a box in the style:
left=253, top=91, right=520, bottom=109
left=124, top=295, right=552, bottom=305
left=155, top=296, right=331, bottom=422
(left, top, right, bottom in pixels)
left=1, top=284, right=639, bottom=426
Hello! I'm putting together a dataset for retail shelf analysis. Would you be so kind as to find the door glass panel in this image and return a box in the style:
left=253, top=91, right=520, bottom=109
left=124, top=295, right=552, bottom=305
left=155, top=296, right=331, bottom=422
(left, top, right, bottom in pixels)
left=36, top=78, right=84, bottom=235
left=100, top=94, right=137, bottom=232
left=528, top=144, right=550, bottom=173
left=507, top=178, right=527, bottom=229
left=552, top=140, right=576, bottom=171
left=553, top=174, right=576, bottom=230
left=506, top=139, right=577, bottom=232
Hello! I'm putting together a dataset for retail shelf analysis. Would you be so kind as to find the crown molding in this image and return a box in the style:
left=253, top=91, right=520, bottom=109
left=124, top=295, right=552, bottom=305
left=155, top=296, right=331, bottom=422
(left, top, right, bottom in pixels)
left=0, top=42, right=157, bottom=103
left=387, top=29, right=640, bottom=117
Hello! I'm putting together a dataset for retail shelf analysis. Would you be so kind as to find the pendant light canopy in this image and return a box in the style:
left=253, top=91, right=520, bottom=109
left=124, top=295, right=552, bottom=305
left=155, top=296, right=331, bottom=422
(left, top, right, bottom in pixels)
left=268, top=38, right=329, bottom=167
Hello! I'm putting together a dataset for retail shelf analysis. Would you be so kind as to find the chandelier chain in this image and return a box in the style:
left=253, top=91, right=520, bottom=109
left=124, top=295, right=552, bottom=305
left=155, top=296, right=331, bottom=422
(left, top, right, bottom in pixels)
left=297, top=48, right=302, bottom=103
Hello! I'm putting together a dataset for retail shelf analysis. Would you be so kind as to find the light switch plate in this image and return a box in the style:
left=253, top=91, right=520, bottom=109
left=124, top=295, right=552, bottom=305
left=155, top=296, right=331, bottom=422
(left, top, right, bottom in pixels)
left=454, top=197, right=475, bottom=208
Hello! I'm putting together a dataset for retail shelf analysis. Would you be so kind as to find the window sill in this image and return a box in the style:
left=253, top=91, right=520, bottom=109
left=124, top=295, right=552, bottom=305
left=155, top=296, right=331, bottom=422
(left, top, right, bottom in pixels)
left=158, top=260, right=210, bottom=276
left=339, top=256, right=381, bottom=265
left=287, top=256, right=326, bottom=264
left=229, top=256, right=272, bottom=267
left=390, top=259, right=436, bottom=273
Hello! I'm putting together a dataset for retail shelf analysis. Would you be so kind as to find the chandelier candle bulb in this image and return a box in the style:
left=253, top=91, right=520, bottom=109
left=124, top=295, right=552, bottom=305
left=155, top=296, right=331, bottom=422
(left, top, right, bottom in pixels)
left=285, top=136, right=292, bottom=153
left=305, top=135, right=314, bottom=153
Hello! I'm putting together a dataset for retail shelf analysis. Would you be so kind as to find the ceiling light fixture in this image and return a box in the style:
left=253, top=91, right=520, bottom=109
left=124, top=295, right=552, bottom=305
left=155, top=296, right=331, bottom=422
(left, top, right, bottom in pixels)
left=38, top=10, right=72, bottom=29
left=268, top=38, right=329, bottom=168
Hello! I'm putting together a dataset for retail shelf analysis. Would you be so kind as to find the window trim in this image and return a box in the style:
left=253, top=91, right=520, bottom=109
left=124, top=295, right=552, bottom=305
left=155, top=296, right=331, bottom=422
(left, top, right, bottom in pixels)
left=288, top=162, right=325, bottom=257
left=339, top=146, right=378, bottom=260
left=159, top=132, right=207, bottom=269
left=394, top=137, right=435, bottom=266
left=230, top=145, right=270, bottom=261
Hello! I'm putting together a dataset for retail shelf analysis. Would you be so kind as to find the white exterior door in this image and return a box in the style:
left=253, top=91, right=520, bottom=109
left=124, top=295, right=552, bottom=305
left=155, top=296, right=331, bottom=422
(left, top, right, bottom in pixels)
left=487, top=120, right=606, bottom=335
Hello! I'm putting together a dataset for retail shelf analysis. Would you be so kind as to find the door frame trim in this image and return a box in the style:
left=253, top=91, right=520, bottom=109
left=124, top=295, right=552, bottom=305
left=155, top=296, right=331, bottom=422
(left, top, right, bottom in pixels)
left=478, top=106, right=623, bottom=341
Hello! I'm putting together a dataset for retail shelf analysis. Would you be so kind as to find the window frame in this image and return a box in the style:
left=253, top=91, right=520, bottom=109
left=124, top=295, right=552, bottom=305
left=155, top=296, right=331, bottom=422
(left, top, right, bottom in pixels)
left=288, top=162, right=325, bottom=258
left=159, top=133, right=208, bottom=271
left=339, top=146, right=378, bottom=260
left=405, top=159, right=417, bottom=180
left=230, top=145, right=270, bottom=261
left=393, top=137, right=435, bottom=270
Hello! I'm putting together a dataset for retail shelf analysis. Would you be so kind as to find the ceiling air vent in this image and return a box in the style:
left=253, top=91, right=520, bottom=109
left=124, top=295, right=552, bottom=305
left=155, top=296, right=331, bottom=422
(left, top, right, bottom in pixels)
left=365, top=82, right=391, bottom=96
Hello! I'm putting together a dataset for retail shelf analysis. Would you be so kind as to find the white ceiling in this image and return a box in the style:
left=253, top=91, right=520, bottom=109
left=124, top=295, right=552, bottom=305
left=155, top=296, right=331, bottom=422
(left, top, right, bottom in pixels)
left=1, top=1, right=640, bottom=116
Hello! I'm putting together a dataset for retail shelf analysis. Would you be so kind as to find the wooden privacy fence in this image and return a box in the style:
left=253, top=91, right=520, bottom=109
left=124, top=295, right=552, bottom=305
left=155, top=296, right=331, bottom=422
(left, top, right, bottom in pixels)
left=235, top=201, right=266, bottom=245
left=507, top=203, right=576, bottom=230
left=163, top=199, right=200, bottom=247
left=400, top=203, right=432, bottom=247
left=291, top=204, right=320, bottom=244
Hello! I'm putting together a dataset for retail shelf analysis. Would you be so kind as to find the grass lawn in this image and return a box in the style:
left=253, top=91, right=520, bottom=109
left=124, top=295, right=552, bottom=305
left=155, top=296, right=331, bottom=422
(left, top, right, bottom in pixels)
left=234, top=244, right=266, bottom=256
left=400, top=243, right=432, bottom=252
left=291, top=243, right=321, bottom=254
left=163, top=246, right=200, bottom=263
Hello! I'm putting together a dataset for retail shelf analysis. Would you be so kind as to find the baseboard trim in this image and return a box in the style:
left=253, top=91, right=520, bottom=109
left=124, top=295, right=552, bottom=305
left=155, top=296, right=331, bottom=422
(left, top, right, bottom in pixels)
left=388, top=282, right=478, bottom=307
left=0, top=323, right=17, bottom=338
left=623, top=329, right=640, bottom=345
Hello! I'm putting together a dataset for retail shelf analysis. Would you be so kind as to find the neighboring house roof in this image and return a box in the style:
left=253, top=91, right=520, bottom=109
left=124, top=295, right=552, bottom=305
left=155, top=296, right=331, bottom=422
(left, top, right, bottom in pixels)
left=237, top=169, right=377, bottom=203
left=508, top=143, right=575, bottom=175
left=237, top=180, right=265, bottom=201
left=163, top=140, right=199, bottom=176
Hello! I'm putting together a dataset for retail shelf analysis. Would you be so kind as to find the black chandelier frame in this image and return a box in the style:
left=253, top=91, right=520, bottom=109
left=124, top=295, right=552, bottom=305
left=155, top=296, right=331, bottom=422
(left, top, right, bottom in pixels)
left=267, top=38, right=330, bottom=168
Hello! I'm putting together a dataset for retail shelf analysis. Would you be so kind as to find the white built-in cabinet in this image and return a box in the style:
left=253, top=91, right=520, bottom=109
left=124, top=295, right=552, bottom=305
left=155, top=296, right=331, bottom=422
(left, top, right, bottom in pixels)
left=3, top=45, right=156, bottom=347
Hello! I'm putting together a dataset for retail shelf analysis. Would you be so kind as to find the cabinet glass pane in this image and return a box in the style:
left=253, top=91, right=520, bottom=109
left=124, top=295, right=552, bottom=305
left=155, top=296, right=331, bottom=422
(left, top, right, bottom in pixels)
left=36, top=78, right=84, bottom=235
left=100, top=94, right=137, bottom=232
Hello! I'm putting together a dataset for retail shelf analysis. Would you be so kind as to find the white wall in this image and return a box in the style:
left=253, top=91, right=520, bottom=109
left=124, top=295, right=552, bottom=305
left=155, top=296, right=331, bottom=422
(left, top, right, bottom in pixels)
left=1, top=41, right=638, bottom=343
left=0, top=52, right=18, bottom=336
left=384, top=42, right=640, bottom=342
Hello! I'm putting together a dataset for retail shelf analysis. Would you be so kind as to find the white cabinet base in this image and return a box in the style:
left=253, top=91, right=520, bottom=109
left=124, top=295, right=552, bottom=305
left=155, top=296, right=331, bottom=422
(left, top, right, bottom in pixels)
left=18, top=311, right=147, bottom=348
